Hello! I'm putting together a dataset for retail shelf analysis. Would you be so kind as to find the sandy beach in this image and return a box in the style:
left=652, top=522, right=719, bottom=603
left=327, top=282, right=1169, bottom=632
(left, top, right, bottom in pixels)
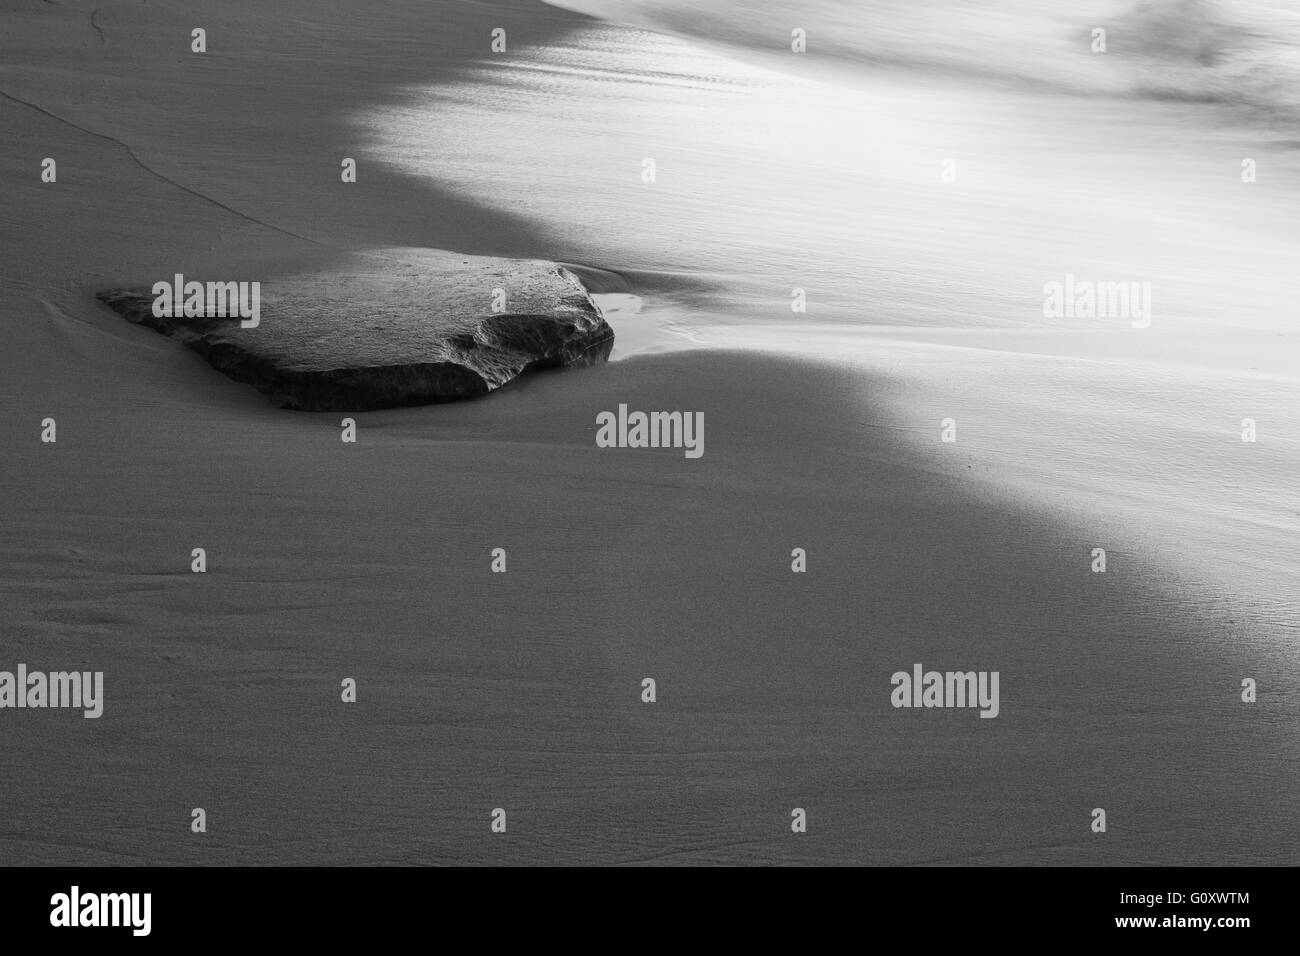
left=1, top=0, right=1297, bottom=865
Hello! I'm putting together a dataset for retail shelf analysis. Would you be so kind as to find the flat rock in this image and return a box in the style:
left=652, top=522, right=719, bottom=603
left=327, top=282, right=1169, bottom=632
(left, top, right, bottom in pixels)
left=97, top=249, right=615, bottom=411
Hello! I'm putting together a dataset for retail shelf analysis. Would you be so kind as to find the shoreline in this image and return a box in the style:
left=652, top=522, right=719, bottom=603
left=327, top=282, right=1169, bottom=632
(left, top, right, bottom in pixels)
left=1, top=0, right=1296, bottom=865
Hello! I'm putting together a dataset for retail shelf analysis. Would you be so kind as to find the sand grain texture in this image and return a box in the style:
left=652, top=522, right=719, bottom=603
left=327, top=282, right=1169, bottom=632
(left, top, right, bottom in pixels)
left=1, top=0, right=1297, bottom=866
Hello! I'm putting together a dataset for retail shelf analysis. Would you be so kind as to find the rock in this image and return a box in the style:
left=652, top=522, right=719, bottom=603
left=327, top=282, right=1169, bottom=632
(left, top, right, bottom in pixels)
left=97, top=248, right=615, bottom=411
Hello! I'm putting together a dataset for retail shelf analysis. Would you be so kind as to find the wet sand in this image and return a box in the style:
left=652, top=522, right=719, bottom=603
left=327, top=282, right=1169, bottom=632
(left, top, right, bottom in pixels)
left=1, top=0, right=1296, bottom=864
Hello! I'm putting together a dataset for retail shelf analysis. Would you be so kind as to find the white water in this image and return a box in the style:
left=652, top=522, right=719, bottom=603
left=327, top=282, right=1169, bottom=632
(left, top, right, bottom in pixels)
left=2, top=0, right=1296, bottom=866
left=361, top=0, right=1300, bottom=616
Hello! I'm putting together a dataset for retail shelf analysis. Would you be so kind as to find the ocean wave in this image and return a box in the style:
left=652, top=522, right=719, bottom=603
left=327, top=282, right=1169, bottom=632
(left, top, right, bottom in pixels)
left=1121, top=0, right=1300, bottom=113
left=547, top=0, right=1300, bottom=118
